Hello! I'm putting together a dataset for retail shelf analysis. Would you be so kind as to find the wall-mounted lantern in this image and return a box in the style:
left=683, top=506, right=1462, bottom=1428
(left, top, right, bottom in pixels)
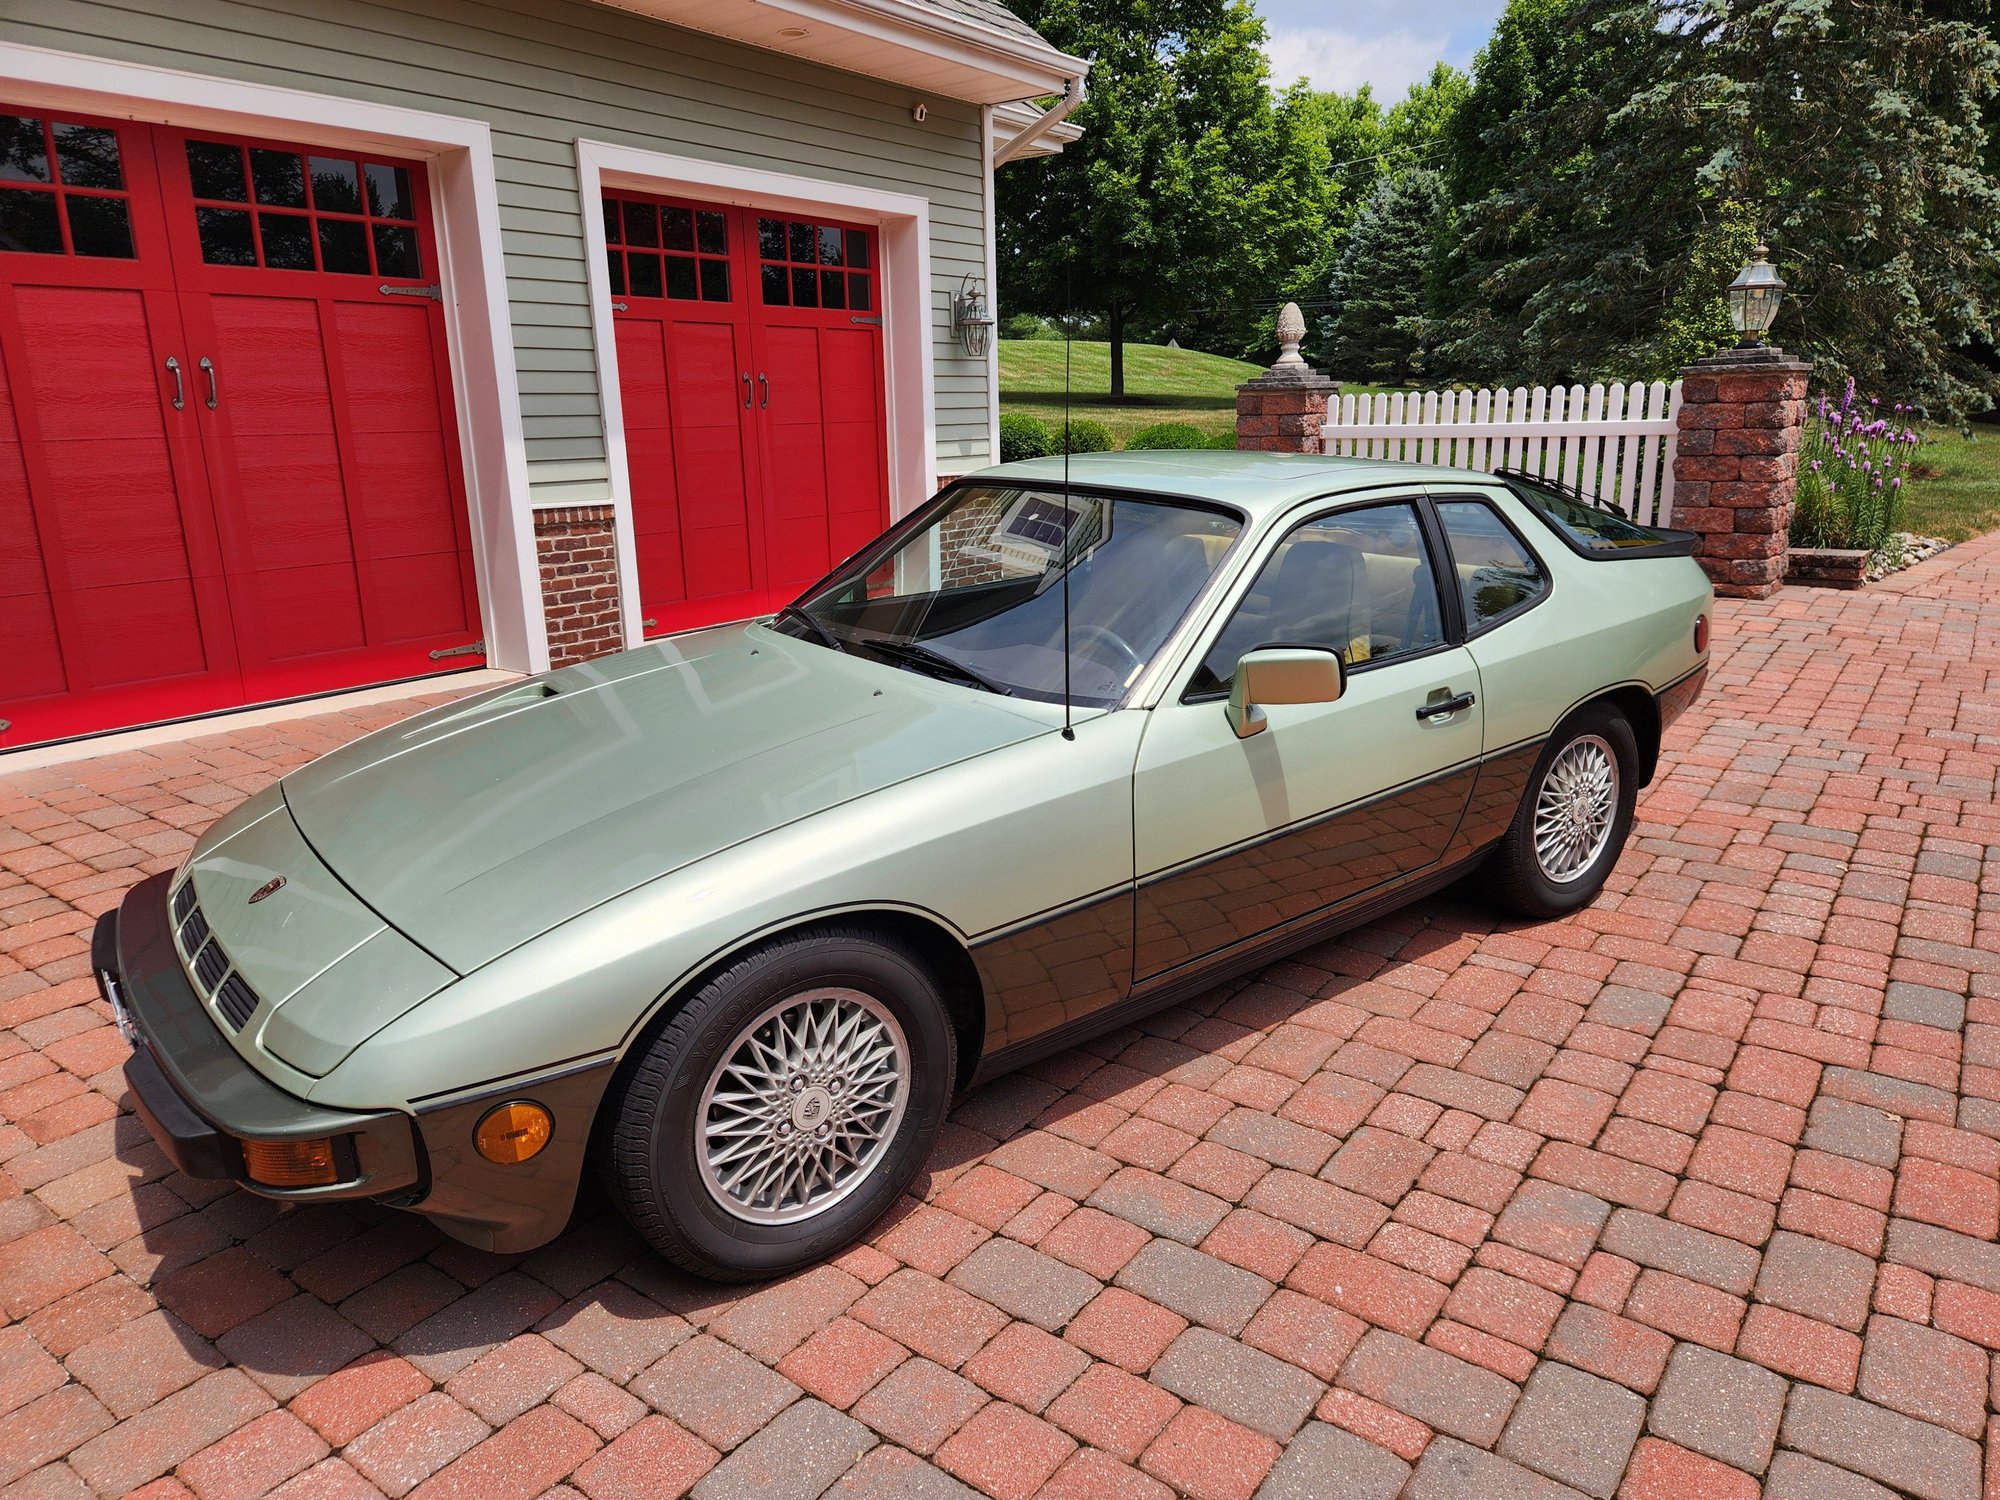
left=953, top=275, right=993, bottom=358
left=1727, top=245, right=1786, bottom=347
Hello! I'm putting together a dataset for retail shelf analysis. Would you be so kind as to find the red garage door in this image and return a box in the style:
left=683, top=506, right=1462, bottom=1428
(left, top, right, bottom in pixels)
left=0, top=108, right=480, bottom=749
left=605, top=193, right=888, bottom=636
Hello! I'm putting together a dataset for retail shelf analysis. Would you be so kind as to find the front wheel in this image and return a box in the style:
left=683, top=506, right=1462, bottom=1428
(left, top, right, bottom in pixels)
left=605, top=926, right=955, bottom=1281
left=1484, top=704, right=1638, bottom=919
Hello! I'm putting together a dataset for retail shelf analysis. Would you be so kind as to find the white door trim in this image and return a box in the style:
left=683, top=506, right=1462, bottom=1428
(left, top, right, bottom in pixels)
left=574, top=138, right=936, bottom=648
left=0, top=40, right=548, bottom=674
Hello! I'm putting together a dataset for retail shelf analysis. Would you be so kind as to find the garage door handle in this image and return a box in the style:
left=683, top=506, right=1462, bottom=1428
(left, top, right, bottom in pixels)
left=198, top=357, right=218, bottom=411
left=165, top=356, right=184, bottom=411
left=758, top=372, right=769, bottom=408
left=741, top=373, right=752, bottom=409
left=1416, top=691, right=1475, bottom=721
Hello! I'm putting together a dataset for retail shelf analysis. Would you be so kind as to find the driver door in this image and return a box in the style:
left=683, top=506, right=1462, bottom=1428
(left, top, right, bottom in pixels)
left=1131, top=496, right=1483, bottom=980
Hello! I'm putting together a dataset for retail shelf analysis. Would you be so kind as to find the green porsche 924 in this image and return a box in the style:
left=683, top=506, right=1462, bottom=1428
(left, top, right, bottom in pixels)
left=97, top=452, right=1711, bottom=1279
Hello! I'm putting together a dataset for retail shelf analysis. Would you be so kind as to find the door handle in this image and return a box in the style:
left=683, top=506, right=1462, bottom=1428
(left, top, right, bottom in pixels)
left=198, top=356, right=218, bottom=410
left=758, top=372, right=769, bottom=408
left=165, top=355, right=184, bottom=411
left=741, top=373, right=752, bottom=409
left=1415, top=691, right=1475, bottom=721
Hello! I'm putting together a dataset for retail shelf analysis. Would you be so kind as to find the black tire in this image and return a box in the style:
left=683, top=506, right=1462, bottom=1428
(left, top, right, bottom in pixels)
left=605, top=924, right=954, bottom=1281
left=1484, top=702, right=1639, bottom=919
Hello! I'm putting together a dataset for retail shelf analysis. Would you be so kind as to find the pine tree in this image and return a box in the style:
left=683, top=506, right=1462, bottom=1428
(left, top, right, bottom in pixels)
left=1322, top=170, right=1450, bottom=383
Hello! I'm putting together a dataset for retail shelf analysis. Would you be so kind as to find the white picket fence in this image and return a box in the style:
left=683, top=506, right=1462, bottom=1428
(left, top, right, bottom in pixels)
left=1323, top=380, right=1684, bottom=526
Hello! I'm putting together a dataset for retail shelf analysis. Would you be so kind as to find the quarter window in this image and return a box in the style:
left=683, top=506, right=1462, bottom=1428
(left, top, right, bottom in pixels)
left=1436, top=499, right=1549, bottom=630
left=1189, top=502, right=1446, bottom=696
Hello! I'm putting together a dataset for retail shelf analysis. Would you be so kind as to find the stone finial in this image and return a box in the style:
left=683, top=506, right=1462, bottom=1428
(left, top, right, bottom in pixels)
left=1273, top=302, right=1307, bottom=368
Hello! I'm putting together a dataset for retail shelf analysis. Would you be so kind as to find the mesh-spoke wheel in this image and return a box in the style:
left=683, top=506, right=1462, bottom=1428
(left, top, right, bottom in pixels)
left=1531, top=733, right=1619, bottom=884
left=696, top=988, right=910, bottom=1225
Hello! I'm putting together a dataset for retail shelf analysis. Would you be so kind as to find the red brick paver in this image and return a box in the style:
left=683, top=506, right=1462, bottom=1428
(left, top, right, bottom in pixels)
left=5, top=535, right=2000, bottom=1496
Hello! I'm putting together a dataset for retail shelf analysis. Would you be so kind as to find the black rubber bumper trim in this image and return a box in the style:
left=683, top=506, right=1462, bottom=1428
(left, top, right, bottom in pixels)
left=103, top=871, right=424, bottom=1200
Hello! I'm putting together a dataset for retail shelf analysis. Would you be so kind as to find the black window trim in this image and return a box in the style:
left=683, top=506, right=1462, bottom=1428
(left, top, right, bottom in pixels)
left=1178, top=492, right=1461, bottom=704
left=1428, top=490, right=1556, bottom=641
left=1496, top=472, right=1701, bottom=560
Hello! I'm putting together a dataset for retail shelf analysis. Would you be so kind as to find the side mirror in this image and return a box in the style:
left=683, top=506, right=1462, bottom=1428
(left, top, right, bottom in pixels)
left=1226, top=645, right=1345, bottom=739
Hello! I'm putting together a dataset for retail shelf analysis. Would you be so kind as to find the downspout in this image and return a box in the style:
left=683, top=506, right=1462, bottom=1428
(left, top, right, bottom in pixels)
left=992, top=73, right=1086, bottom=166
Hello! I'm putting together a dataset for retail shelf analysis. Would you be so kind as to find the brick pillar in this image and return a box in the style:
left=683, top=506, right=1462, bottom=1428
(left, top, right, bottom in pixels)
left=533, top=505, right=626, bottom=668
left=1672, top=347, right=1811, bottom=599
left=1236, top=365, right=1341, bottom=454
left=1235, top=300, right=1340, bottom=455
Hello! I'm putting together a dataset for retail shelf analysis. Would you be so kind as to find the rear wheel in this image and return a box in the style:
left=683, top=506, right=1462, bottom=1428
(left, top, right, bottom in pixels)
left=1484, top=703, right=1638, bottom=919
left=605, top=926, right=954, bottom=1280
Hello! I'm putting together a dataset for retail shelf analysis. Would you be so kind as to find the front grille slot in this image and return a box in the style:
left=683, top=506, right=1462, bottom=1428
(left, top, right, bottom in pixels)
left=173, top=891, right=265, bottom=1034
left=193, top=939, right=229, bottom=994
left=215, top=973, right=260, bottom=1031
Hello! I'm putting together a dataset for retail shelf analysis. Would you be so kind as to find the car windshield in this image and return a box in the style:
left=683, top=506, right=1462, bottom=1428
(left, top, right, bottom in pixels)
left=787, top=484, right=1242, bottom=706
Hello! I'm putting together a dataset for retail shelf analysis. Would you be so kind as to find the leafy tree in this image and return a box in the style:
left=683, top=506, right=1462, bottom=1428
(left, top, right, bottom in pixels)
left=1321, top=169, right=1451, bottom=383
left=997, top=0, right=1337, bottom=393
left=1432, top=0, right=2000, bottom=411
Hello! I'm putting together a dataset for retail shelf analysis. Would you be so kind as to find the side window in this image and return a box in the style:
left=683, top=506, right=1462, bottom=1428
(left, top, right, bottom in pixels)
left=1436, top=499, right=1549, bottom=632
left=1188, top=502, right=1446, bottom=697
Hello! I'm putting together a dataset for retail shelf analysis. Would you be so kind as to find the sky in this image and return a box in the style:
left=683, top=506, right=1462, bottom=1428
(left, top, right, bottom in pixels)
left=1258, top=0, right=1508, bottom=99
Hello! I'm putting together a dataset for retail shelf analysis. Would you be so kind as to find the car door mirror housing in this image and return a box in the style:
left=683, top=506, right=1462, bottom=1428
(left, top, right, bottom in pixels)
left=1226, top=646, right=1346, bottom=738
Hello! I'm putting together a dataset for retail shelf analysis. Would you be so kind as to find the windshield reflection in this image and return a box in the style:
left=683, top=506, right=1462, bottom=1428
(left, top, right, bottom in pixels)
left=790, top=485, right=1242, bottom=706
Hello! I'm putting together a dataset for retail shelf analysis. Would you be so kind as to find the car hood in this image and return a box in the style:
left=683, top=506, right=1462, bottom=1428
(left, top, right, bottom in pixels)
left=282, top=625, right=1051, bottom=972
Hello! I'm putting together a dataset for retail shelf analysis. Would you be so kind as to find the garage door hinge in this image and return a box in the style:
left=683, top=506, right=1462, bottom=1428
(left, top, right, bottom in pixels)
left=380, top=283, right=443, bottom=301
left=429, top=639, right=486, bottom=661
left=849, top=314, right=882, bottom=326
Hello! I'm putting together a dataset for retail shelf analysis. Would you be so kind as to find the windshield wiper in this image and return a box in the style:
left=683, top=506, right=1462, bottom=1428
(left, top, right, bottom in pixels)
left=775, top=604, right=846, bottom=653
left=863, top=639, right=1013, bottom=695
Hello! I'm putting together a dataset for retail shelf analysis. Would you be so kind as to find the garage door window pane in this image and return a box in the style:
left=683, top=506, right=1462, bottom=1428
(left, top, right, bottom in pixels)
left=844, top=229, right=869, bottom=269
left=1436, top=500, right=1548, bottom=630
left=318, top=218, right=369, bottom=275
left=627, top=201, right=662, bottom=249
left=605, top=248, right=626, bottom=296
left=1, top=117, right=50, bottom=182
left=251, top=149, right=306, bottom=208
left=196, top=207, right=256, bottom=265
left=848, top=275, right=870, bottom=311
left=67, top=196, right=133, bottom=259
left=758, top=216, right=786, bottom=259
left=309, top=157, right=362, bottom=214
left=664, top=256, right=697, bottom=301
left=628, top=254, right=662, bottom=298
left=53, top=124, right=122, bottom=190
left=699, top=258, right=730, bottom=302
left=259, top=212, right=312, bottom=269
left=0, top=189, right=61, bottom=254
left=365, top=163, right=412, bottom=219
left=761, top=264, right=789, bottom=305
left=791, top=266, right=818, bottom=307
left=696, top=210, right=727, bottom=255
left=186, top=140, right=248, bottom=201
left=372, top=224, right=420, bottom=279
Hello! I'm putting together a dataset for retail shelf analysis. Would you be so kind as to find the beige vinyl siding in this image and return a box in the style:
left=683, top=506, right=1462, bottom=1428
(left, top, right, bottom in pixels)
left=17, top=0, right=997, bottom=497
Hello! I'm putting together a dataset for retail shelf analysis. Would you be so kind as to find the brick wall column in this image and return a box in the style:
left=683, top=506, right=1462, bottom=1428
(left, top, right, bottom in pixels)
left=533, top=505, right=626, bottom=668
left=1671, top=347, right=1812, bottom=599
left=1235, top=367, right=1340, bottom=454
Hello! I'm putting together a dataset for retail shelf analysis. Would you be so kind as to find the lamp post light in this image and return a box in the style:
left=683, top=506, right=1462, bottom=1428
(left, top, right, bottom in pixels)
left=1726, top=245, right=1786, bottom=348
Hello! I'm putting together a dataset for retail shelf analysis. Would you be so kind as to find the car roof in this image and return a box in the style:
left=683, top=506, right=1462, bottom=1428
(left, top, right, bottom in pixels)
left=974, top=451, right=1500, bottom=521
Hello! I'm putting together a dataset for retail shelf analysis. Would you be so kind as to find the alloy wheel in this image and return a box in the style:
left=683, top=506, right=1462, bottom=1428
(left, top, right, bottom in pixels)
left=1532, top=734, right=1619, bottom=884
left=695, top=988, right=909, bottom=1225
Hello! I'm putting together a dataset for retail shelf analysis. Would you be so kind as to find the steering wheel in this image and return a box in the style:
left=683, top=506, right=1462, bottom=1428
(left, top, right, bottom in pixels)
left=1067, top=623, right=1146, bottom=678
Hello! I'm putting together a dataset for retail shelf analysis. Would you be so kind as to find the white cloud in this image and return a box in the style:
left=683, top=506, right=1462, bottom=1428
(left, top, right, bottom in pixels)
left=1264, top=26, right=1454, bottom=97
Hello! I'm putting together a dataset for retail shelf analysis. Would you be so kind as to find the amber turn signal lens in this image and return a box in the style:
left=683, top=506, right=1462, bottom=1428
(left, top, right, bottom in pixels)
left=1694, top=614, right=1710, bottom=652
left=475, top=1101, right=553, bottom=1164
left=241, top=1136, right=340, bottom=1188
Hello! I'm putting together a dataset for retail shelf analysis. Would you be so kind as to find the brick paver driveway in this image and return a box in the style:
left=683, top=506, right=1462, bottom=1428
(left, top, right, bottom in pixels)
left=4, top=533, right=1999, bottom=1500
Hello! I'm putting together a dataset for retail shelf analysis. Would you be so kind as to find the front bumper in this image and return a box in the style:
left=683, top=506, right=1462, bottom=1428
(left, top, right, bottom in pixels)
left=99, top=872, right=426, bottom=1203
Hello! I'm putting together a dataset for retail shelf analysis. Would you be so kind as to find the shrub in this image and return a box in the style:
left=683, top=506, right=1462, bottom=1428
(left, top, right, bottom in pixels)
left=999, top=312, right=1056, bottom=340
left=1208, top=430, right=1239, bottom=449
left=1060, top=418, right=1114, bottom=454
left=1788, top=379, right=1918, bottom=553
left=999, top=411, right=1055, bottom=462
left=1125, top=422, right=1213, bottom=450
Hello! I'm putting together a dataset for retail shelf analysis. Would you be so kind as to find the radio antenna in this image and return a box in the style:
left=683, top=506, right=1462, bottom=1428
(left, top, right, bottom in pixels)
left=1059, top=262, right=1075, bottom=742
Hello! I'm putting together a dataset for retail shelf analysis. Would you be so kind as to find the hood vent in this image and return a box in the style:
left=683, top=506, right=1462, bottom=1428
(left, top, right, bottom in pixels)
left=169, top=880, right=265, bottom=1034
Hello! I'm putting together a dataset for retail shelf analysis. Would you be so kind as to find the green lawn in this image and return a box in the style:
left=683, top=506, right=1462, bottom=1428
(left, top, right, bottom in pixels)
left=1901, top=425, right=2000, bottom=542
left=997, top=339, right=1260, bottom=443
left=998, top=339, right=2000, bottom=541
